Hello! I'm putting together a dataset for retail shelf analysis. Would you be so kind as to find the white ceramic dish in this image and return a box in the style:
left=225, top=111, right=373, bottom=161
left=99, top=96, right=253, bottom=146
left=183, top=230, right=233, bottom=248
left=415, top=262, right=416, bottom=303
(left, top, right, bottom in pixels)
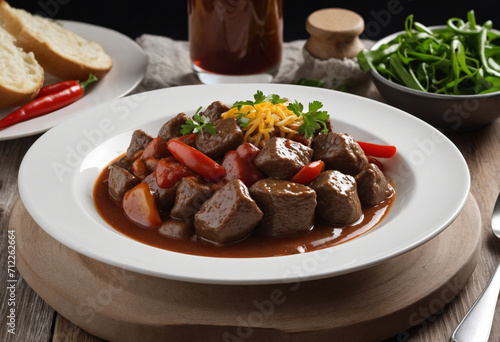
left=0, top=20, right=147, bottom=141
left=18, top=84, right=470, bottom=285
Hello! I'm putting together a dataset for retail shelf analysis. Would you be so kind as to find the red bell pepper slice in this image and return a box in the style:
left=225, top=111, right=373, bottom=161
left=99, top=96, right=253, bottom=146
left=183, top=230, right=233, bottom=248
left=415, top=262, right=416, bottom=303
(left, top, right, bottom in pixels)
left=142, top=137, right=170, bottom=161
left=122, top=183, right=162, bottom=228
left=155, top=157, right=194, bottom=189
left=236, top=143, right=261, bottom=162
left=167, top=140, right=226, bottom=182
left=175, top=133, right=198, bottom=147
left=222, top=150, right=264, bottom=187
left=356, top=141, right=397, bottom=158
left=291, top=160, right=325, bottom=184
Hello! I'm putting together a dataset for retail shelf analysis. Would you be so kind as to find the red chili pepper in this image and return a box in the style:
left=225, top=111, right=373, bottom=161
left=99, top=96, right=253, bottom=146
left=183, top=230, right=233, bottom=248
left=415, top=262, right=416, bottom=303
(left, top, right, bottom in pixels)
left=291, top=160, right=325, bottom=184
left=167, top=139, right=226, bottom=182
left=0, top=74, right=98, bottom=130
left=35, top=80, right=80, bottom=99
left=356, top=141, right=397, bottom=158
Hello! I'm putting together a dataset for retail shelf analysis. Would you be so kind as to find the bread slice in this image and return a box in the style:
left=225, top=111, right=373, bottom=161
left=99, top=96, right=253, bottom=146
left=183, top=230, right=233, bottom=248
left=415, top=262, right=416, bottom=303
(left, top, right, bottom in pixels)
left=0, top=1, right=113, bottom=81
left=0, top=25, right=44, bottom=108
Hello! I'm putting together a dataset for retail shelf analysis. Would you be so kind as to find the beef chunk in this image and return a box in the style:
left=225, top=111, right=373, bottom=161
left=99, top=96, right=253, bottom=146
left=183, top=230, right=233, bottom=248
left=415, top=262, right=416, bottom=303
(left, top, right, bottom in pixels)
left=196, top=118, right=243, bottom=159
left=126, top=130, right=154, bottom=160
left=202, top=101, right=230, bottom=123
left=194, top=179, right=263, bottom=245
left=111, top=155, right=132, bottom=171
left=312, top=132, right=368, bottom=176
left=170, top=178, right=215, bottom=222
left=308, top=170, right=362, bottom=225
left=158, top=219, right=194, bottom=240
left=291, top=134, right=312, bottom=148
left=158, top=113, right=190, bottom=142
left=142, top=173, right=178, bottom=212
left=355, top=163, right=393, bottom=207
left=254, top=137, right=314, bottom=180
left=249, top=179, right=316, bottom=236
left=108, top=164, right=140, bottom=202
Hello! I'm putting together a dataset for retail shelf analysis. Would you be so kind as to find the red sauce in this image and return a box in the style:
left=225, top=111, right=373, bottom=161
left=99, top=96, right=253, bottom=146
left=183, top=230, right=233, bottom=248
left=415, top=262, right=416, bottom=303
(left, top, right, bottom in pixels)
left=93, top=168, right=395, bottom=258
left=188, top=0, right=283, bottom=75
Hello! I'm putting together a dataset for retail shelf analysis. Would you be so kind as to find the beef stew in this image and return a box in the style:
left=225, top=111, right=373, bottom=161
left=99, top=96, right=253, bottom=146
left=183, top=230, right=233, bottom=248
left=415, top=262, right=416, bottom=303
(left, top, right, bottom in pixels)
left=93, top=94, right=396, bottom=258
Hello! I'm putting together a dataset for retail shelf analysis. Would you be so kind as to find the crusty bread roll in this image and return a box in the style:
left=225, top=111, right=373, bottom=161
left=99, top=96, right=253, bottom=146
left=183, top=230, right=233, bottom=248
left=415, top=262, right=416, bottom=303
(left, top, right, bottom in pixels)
left=0, top=1, right=113, bottom=81
left=0, top=25, right=44, bottom=108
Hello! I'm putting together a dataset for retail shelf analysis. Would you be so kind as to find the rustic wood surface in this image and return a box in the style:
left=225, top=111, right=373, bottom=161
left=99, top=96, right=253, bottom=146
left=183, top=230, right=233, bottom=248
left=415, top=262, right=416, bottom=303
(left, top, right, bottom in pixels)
left=1, top=117, right=499, bottom=342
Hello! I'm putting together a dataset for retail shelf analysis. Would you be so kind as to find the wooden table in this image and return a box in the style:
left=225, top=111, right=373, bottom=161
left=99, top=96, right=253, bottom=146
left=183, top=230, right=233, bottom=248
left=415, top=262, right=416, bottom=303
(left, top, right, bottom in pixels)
left=1, top=117, right=499, bottom=342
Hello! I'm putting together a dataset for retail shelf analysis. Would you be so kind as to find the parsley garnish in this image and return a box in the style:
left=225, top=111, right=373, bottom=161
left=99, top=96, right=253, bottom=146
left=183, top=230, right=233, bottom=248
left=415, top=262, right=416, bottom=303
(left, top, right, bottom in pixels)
left=232, top=90, right=287, bottom=110
left=287, top=100, right=330, bottom=139
left=181, top=107, right=216, bottom=136
left=266, top=94, right=288, bottom=105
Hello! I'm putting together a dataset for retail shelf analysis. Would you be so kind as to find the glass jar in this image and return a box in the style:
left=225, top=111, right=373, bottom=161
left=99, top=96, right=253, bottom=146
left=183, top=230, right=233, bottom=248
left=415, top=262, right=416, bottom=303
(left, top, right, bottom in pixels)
left=188, top=0, right=283, bottom=83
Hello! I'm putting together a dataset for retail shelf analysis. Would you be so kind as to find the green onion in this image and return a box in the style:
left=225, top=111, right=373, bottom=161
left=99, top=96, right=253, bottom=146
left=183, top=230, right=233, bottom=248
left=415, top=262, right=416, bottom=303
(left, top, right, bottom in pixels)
left=358, top=10, right=500, bottom=95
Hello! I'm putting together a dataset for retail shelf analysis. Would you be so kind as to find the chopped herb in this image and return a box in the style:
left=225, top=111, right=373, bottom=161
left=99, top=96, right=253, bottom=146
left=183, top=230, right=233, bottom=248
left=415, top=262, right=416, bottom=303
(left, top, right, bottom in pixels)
left=181, top=107, right=216, bottom=136
left=287, top=100, right=330, bottom=138
left=232, top=90, right=265, bottom=109
left=232, top=90, right=287, bottom=109
left=266, top=93, right=288, bottom=105
left=236, top=112, right=251, bottom=128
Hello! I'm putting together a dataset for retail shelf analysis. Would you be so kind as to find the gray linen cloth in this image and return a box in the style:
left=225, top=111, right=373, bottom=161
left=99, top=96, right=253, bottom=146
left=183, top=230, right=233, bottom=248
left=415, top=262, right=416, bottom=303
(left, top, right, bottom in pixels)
left=134, top=35, right=381, bottom=100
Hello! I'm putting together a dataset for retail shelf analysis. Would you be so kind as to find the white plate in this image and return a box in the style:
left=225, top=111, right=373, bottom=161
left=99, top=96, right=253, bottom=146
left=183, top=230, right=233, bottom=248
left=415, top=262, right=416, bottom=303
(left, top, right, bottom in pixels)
left=0, top=20, right=147, bottom=141
left=18, top=84, right=470, bottom=285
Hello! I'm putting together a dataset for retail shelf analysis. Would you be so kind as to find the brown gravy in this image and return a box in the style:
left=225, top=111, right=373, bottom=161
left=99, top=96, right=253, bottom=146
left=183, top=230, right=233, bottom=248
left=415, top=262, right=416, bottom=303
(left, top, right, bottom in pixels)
left=93, top=168, right=395, bottom=258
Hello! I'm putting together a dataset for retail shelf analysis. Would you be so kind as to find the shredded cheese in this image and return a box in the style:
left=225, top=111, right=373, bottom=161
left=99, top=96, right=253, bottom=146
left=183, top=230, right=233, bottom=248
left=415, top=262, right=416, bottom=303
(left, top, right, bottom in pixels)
left=222, top=102, right=304, bottom=148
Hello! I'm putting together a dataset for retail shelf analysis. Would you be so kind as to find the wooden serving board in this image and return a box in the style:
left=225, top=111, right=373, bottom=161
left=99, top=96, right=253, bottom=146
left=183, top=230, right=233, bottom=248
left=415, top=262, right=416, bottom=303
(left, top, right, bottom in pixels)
left=11, top=195, right=481, bottom=342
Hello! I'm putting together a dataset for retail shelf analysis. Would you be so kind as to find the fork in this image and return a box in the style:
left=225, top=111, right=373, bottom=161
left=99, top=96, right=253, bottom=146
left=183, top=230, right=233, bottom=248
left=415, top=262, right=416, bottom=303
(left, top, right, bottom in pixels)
left=450, top=193, right=500, bottom=342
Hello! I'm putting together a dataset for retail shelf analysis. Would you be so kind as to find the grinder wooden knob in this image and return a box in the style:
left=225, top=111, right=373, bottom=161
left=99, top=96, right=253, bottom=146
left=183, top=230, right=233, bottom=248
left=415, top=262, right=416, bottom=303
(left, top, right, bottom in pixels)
left=305, top=8, right=365, bottom=59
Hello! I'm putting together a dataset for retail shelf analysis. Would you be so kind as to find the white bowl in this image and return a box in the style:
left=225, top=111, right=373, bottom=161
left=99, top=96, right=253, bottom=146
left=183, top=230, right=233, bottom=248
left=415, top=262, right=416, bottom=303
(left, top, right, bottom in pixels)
left=369, top=26, right=500, bottom=132
left=18, top=84, right=470, bottom=284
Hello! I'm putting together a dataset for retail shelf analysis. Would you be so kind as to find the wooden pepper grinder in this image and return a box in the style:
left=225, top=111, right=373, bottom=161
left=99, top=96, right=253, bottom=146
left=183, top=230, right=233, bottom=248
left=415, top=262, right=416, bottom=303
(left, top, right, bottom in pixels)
left=305, top=8, right=365, bottom=59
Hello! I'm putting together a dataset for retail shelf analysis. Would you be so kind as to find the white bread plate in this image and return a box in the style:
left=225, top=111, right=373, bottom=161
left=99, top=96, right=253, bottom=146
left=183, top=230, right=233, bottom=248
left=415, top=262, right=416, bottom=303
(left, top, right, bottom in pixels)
left=0, top=20, right=147, bottom=141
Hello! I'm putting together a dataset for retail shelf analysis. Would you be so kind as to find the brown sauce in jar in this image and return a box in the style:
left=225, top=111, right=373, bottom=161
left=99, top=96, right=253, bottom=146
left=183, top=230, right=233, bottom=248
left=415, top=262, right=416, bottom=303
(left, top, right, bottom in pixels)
left=188, top=0, right=283, bottom=75
left=93, top=168, right=395, bottom=258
